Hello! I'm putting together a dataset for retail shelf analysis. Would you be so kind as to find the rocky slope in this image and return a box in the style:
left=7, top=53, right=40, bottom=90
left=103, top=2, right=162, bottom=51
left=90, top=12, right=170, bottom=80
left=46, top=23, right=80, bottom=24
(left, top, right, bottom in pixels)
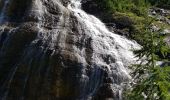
left=0, top=0, right=139, bottom=100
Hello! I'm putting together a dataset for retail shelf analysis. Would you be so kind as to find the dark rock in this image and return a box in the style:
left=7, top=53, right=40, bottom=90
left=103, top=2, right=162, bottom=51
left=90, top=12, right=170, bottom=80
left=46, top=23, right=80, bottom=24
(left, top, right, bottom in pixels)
left=93, top=83, right=118, bottom=100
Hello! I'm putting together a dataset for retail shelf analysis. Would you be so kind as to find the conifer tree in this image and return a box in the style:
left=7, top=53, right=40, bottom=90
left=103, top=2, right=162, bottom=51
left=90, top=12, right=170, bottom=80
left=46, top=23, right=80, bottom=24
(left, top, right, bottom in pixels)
left=125, top=20, right=170, bottom=100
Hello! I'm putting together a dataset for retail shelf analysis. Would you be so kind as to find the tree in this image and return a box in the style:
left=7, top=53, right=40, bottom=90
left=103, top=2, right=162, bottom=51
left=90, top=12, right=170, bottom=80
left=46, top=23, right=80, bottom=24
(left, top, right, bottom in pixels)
left=124, top=20, right=170, bottom=100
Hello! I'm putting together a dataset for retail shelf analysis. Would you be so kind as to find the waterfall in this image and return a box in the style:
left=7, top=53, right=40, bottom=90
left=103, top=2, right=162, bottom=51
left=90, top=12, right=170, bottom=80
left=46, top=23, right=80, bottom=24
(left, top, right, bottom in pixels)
left=67, top=0, right=140, bottom=99
left=0, top=0, right=140, bottom=100
left=67, top=0, right=139, bottom=77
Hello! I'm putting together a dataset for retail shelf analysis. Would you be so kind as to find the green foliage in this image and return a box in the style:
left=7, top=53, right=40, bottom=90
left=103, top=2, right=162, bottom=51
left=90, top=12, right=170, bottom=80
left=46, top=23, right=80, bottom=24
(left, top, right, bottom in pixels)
left=95, top=0, right=150, bottom=16
left=94, top=0, right=154, bottom=40
left=126, top=66, right=170, bottom=100
left=124, top=20, right=170, bottom=100
left=148, top=0, right=170, bottom=7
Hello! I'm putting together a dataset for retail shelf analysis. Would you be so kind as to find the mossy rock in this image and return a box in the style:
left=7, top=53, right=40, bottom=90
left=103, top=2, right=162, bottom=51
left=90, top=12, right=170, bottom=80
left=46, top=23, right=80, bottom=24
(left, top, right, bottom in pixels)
left=112, top=13, right=134, bottom=29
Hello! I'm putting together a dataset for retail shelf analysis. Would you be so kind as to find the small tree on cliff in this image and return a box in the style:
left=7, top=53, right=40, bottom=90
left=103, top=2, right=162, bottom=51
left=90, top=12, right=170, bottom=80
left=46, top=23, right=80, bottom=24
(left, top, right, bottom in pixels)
left=124, top=20, right=170, bottom=100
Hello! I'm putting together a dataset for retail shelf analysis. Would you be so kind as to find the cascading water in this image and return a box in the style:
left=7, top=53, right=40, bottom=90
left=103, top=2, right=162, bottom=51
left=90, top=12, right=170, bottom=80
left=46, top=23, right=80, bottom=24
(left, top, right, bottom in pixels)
left=0, top=0, right=140, bottom=100
left=67, top=0, right=140, bottom=99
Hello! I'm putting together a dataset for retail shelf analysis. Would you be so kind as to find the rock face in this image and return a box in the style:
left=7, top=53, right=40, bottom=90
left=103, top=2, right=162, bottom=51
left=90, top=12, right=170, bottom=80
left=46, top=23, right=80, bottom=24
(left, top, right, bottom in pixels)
left=149, top=8, right=170, bottom=24
left=0, top=0, right=139, bottom=100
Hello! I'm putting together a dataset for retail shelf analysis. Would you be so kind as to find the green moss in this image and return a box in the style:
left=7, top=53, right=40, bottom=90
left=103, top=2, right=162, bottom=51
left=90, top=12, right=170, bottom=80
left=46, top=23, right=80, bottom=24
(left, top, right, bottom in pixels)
left=114, top=12, right=145, bottom=23
left=153, top=21, right=170, bottom=29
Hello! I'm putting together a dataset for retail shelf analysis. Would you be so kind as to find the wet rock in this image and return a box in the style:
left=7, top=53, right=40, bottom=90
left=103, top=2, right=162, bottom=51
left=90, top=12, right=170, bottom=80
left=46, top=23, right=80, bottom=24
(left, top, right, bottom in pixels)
left=94, top=84, right=115, bottom=99
left=0, top=0, right=139, bottom=100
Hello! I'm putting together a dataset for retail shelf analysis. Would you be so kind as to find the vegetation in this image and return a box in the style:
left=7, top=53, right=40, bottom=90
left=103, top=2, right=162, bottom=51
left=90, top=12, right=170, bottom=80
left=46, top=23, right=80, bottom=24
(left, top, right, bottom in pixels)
left=123, top=20, right=170, bottom=100
left=95, top=0, right=170, bottom=38
left=95, top=0, right=170, bottom=14
left=148, top=0, right=170, bottom=8
left=94, top=0, right=152, bottom=40
left=95, top=0, right=150, bottom=15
